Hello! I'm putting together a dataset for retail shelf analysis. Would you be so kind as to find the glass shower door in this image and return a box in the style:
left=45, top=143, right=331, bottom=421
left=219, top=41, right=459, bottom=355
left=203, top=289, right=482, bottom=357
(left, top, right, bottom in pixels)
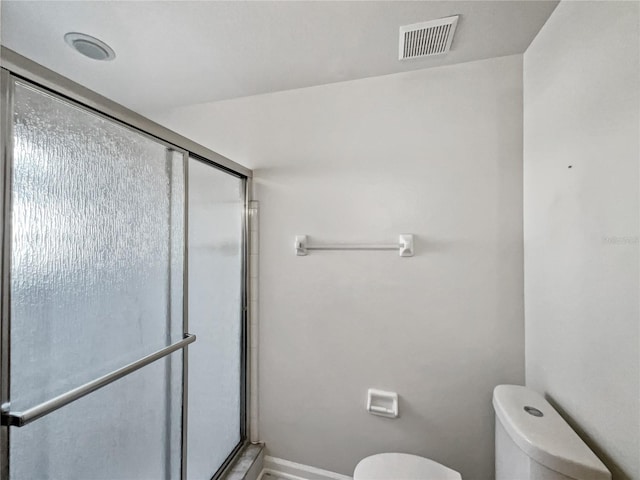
left=187, top=158, right=245, bottom=479
left=2, top=79, right=187, bottom=479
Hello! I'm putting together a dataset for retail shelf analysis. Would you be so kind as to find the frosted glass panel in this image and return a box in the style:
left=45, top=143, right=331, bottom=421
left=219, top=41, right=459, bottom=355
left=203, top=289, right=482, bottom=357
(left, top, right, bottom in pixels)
left=187, top=158, right=244, bottom=479
left=8, top=81, right=184, bottom=478
left=10, top=81, right=184, bottom=407
left=10, top=354, right=182, bottom=480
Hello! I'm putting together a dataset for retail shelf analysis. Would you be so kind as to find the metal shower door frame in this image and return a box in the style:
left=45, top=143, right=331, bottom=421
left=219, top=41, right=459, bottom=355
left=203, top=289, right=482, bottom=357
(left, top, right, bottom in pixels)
left=0, top=48, right=252, bottom=480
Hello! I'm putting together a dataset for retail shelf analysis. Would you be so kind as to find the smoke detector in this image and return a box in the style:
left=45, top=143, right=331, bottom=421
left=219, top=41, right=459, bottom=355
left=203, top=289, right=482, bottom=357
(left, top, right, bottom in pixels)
left=64, top=32, right=116, bottom=61
left=399, top=15, right=459, bottom=60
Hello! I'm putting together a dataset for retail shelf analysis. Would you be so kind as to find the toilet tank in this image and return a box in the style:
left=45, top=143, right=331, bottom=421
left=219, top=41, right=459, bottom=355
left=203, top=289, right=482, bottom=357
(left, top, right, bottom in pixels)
left=492, top=385, right=611, bottom=480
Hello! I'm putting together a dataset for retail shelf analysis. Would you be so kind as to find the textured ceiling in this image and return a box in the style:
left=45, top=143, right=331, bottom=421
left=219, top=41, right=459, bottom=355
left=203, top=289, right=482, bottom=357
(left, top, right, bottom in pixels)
left=1, top=1, right=558, bottom=113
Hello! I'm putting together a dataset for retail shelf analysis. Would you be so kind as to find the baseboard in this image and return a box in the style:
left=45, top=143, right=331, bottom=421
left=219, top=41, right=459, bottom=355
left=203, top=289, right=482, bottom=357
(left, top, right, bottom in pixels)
left=258, top=456, right=352, bottom=480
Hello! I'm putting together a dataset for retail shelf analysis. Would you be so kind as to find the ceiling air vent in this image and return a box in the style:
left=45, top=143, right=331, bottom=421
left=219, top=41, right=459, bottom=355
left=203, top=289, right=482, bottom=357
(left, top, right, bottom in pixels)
left=399, top=15, right=459, bottom=60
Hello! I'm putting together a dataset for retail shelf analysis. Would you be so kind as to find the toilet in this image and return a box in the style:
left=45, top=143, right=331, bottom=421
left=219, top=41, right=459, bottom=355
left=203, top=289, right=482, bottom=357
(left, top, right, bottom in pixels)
left=493, top=384, right=611, bottom=480
left=354, top=385, right=612, bottom=480
left=354, top=453, right=461, bottom=480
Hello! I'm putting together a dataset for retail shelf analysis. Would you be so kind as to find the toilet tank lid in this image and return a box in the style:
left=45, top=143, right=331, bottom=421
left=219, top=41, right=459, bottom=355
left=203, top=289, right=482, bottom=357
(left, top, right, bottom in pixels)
left=493, top=385, right=610, bottom=480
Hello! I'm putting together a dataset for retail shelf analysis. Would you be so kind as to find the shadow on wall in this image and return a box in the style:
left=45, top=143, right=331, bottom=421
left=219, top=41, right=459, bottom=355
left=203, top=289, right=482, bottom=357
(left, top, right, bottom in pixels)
left=545, top=395, right=630, bottom=480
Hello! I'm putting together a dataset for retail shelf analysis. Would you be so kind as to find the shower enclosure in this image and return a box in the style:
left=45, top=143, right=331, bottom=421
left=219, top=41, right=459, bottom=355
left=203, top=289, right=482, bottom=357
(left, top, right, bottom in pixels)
left=0, top=48, right=251, bottom=480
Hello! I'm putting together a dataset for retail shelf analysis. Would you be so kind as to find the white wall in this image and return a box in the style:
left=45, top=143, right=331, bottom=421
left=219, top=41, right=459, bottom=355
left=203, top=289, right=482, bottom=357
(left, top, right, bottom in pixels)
left=149, top=54, right=525, bottom=479
left=524, top=2, right=639, bottom=480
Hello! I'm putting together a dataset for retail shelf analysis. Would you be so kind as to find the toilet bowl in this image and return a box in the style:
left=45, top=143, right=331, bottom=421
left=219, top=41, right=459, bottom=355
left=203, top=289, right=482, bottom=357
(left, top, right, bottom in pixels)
left=353, top=453, right=461, bottom=480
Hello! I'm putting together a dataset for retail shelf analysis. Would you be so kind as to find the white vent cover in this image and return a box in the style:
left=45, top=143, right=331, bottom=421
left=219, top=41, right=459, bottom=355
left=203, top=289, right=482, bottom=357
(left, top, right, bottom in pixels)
left=399, top=16, right=459, bottom=60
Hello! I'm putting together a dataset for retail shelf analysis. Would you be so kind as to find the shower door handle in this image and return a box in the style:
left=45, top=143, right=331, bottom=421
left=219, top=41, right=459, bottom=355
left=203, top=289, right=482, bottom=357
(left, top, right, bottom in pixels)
left=1, top=333, right=196, bottom=427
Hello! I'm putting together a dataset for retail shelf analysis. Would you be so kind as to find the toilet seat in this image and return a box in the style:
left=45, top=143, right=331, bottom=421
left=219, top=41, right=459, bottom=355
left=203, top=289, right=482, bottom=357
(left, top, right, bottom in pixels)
left=354, top=453, right=462, bottom=480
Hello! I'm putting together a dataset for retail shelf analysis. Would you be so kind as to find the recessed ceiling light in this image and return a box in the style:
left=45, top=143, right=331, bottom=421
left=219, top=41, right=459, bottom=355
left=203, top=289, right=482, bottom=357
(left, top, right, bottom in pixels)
left=64, top=32, right=116, bottom=61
